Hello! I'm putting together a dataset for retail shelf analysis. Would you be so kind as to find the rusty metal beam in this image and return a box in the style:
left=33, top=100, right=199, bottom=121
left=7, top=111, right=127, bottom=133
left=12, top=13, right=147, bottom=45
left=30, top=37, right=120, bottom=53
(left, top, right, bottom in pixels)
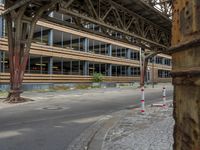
left=1, top=0, right=31, bottom=15
left=59, top=8, right=168, bottom=49
left=171, top=0, right=200, bottom=149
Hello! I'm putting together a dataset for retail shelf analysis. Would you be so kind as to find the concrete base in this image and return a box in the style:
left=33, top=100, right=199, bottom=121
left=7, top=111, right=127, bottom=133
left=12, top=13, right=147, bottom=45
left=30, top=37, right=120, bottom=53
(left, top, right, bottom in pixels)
left=0, top=82, right=136, bottom=92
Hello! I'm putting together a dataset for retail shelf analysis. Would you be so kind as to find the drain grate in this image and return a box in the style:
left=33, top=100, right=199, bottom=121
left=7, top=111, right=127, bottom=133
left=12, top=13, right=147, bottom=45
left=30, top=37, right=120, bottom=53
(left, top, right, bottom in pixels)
left=42, top=106, right=63, bottom=110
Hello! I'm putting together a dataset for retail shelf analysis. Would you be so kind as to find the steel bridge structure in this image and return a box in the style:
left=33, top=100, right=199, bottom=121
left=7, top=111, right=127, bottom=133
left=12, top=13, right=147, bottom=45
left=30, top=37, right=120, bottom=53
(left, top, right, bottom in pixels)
left=2, top=0, right=172, bottom=51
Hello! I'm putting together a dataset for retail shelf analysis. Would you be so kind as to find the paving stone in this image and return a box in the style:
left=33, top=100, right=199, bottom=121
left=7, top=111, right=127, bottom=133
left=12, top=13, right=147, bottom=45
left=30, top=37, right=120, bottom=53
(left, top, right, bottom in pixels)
left=102, top=105, right=174, bottom=150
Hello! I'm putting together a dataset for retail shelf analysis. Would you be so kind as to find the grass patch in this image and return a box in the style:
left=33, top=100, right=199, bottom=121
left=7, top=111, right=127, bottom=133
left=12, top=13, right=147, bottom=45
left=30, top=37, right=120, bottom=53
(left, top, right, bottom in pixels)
left=0, top=91, right=8, bottom=97
left=50, top=85, right=70, bottom=91
left=33, top=89, right=55, bottom=93
left=75, top=84, right=91, bottom=90
left=91, top=85, right=101, bottom=89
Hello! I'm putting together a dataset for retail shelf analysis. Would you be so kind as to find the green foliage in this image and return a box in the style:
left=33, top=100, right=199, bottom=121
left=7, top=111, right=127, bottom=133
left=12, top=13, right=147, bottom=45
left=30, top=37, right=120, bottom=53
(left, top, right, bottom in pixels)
left=75, top=84, right=90, bottom=90
left=0, top=91, right=8, bottom=97
left=50, top=85, right=70, bottom=91
left=92, top=72, right=103, bottom=83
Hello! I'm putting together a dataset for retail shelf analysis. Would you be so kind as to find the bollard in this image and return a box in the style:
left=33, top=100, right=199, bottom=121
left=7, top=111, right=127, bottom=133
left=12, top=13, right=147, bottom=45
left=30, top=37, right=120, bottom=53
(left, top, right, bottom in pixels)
left=162, top=87, right=166, bottom=107
left=141, top=86, right=145, bottom=113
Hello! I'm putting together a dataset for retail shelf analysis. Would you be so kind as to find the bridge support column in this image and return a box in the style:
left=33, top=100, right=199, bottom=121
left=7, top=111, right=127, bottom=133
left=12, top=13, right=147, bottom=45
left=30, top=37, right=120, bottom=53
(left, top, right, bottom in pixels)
left=172, top=0, right=200, bottom=149
left=139, top=48, right=147, bottom=87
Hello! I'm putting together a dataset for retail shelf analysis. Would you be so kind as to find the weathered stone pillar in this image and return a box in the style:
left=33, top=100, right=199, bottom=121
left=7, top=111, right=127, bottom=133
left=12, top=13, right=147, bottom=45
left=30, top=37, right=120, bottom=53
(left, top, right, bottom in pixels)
left=171, top=0, right=200, bottom=149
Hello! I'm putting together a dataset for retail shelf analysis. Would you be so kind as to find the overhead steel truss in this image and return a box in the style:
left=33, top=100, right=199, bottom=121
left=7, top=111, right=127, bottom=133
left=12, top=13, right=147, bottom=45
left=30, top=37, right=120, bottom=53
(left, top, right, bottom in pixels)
left=144, top=0, right=172, bottom=18
left=57, top=0, right=171, bottom=51
left=1, top=0, right=171, bottom=51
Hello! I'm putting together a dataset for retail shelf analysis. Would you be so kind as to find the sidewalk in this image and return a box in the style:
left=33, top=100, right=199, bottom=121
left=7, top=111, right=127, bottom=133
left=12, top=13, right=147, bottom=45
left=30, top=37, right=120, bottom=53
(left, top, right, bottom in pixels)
left=102, top=104, right=174, bottom=150
left=67, top=101, right=174, bottom=150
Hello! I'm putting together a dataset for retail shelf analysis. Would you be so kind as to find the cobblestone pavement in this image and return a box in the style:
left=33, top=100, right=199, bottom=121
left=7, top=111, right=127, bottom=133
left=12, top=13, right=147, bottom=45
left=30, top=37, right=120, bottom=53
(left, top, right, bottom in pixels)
left=102, top=105, right=174, bottom=150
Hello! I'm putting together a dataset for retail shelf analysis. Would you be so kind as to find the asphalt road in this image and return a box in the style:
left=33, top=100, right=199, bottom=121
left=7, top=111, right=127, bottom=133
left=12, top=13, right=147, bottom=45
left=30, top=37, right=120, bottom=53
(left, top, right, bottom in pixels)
left=0, top=86, right=173, bottom=150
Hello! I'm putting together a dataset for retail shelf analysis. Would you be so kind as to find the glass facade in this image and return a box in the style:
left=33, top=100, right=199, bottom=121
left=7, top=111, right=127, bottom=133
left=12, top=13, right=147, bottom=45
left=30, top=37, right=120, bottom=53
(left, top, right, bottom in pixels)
left=0, top=51, right=145, bottom=77
left=155, top=56, right=171, bottom=66
left=0, top=0, right=4, bottom=4
left=0, top=11, right=172, bottom=80
left=158, top=69, right=171, bottom=78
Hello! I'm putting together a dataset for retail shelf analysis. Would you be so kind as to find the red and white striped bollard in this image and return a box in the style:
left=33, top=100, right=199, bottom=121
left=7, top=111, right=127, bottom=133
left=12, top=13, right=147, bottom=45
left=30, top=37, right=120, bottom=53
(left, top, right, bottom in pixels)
left=141, top=86, right=145, bottom=113
left=163, top=87, right=166, bottom=107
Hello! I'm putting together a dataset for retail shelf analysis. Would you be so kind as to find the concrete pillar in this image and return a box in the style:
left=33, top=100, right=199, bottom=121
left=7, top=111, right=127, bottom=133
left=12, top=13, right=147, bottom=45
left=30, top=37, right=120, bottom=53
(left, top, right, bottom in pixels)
left=172, top=1, right=200, bottom=149
left=127, top=66, right=131, bottom=76
left=48, top=57, right=53, bottom=74
left=83, top=61, right=89, bottom=76
left=162, top=58, right=165, bottom=65
left=83, top=38, right=89, bottom=52
left=0, top=16, right=2, bottom=38
left=48, top=12, right=54, bottom=46
left=48, top=30, right=54, bottom=46
left=0, top=51, right=2, bottom=72
left=127, top=49, right=131, bottom=59
left=108, top=44, right=112, bottom=56
left=2, top=52, right=5, bottom=72
left=108, top=64, right=112, bottom=76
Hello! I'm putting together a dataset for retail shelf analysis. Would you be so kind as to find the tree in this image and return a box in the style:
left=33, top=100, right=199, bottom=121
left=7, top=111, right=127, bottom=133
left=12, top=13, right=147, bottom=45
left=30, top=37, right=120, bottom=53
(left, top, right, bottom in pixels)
left=3, top=0, right=62, bottom=102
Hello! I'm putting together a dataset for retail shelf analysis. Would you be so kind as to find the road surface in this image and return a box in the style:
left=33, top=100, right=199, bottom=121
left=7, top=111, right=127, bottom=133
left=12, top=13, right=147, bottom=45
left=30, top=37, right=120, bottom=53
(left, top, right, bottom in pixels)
left=0, top=86, right=173, bottom=150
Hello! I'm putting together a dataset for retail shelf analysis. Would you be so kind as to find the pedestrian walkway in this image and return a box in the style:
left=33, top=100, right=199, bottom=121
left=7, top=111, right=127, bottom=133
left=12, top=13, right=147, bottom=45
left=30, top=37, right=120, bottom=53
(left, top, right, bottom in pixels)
left=102, top=104, right=174, bottom=150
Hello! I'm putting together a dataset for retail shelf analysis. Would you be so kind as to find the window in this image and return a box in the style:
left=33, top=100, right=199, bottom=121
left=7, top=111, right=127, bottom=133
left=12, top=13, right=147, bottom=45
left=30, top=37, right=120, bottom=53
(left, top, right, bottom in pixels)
left=63, top=60, right=71, bottom=75
left=29, top=55, right=42, bottom=74
left=156, top=57, right=163, bottom=64
left=131, top=51, right=140, bottom=60
left=33, top=25, right=49, bottom=45
left=164, top=58, right=171, bottom=66
left=133, top=67, right=140, bottom=76
left=158, top=70, right=171, bottom=78
left=0, top=51, right=9, bottom=73
left=0, top=0, right=5, bottom=4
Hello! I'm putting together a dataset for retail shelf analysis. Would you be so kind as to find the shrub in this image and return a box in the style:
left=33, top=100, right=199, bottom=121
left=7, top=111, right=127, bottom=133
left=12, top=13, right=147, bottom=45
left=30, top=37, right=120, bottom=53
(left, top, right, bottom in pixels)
left=92, top=73, right=103, bottom=83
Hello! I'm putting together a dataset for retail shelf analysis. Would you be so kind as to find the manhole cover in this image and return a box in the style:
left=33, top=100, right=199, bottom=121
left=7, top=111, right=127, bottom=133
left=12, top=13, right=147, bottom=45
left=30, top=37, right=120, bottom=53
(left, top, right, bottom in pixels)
left=43, top=106, right=63, bottom=110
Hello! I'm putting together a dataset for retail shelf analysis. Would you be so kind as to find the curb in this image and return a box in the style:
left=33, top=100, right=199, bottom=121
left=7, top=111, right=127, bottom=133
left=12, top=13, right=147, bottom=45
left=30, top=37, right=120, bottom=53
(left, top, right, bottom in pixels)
left=66, top=115, right=114, bottom=150
left=66, top=112, right=124, bottom=150
left=67, top=100, right=173, bottom=150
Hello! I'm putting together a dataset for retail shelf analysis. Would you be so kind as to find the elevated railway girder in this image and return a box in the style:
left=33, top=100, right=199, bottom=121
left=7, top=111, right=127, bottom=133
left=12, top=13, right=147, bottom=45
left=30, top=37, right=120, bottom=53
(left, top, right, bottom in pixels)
left=56, top=0, right=171, bottom=51
left=2, top=0, right=172, bottom=51
left=143, top=0, right=172, bottom=18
